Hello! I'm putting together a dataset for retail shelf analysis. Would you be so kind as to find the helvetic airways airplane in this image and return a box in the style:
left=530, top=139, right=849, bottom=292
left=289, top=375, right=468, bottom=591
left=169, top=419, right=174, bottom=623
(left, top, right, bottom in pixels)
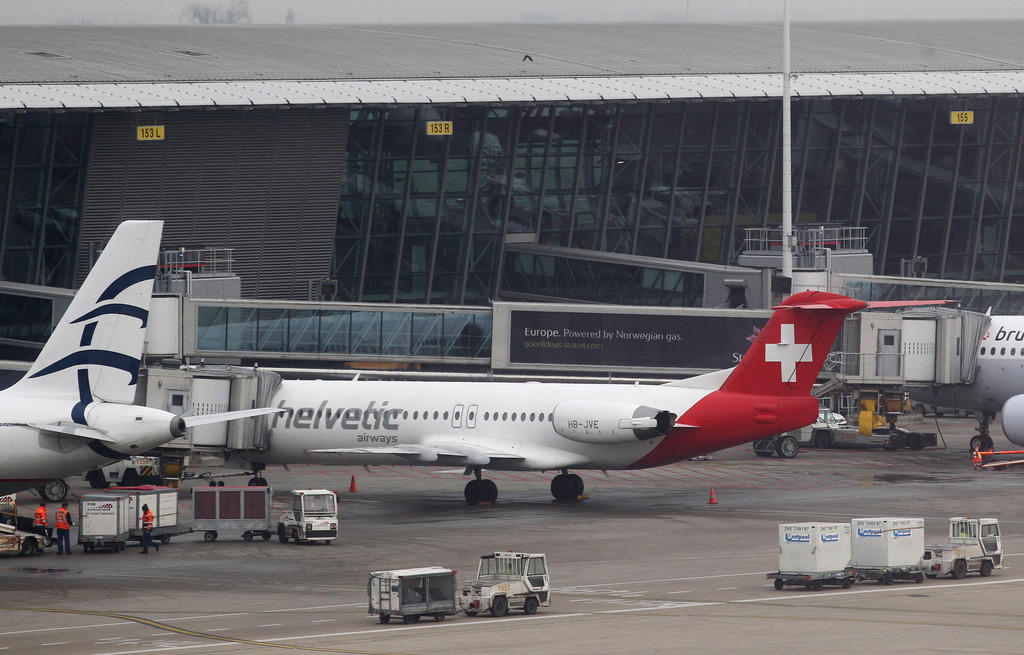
left=913, top=314, right=1024, bottom=451
left=0, top=220, right=278, bottom=501
left=248, top=291, right=871, bottom=504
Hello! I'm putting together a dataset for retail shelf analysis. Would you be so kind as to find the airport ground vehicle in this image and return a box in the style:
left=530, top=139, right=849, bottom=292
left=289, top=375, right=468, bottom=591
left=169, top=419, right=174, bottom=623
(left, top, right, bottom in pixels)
left=368, top=567, right=458, bottom=624
left=78, top=493, right=132, bottom=552
left=460, top=552, right=550, bottom=616
left=276, top=489, right=337, bottom=544
left=193, top=485, right=274, bottom=542
left=107, top=485, right=185, bottom=544
left=86, top=456, right=163, bottom=488
left=768, top=523, right=856, bottom=591
left=921, top=517, right=1002, bottom=578
left=0, top=494, right=48, bottom=556
left=752, top=434, right=801, bottom=458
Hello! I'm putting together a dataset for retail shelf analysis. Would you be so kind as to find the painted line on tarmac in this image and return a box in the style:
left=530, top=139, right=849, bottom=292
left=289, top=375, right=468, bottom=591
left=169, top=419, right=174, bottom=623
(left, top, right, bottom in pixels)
left=88, top=613, right=591, bottom=655
left=264, top=603, right=362, bottom=613
left=558, top=570, right=772, bottom=588
left=734, top=575, right=1024, bottom=604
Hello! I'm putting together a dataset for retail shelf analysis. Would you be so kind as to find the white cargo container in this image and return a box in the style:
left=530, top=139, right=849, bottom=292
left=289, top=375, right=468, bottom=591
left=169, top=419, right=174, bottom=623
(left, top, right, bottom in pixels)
left=107, top=485, right=180, bottom=541
left=778, top=522, right=852, bottom=573
left=78, top=493, right=132, bottom=552
left=851, top=518, right=925, bottom=568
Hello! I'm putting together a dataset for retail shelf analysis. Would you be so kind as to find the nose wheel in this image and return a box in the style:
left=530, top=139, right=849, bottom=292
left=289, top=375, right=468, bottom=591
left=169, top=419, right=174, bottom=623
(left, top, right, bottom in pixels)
left=551, top=471, right=583, bottom=500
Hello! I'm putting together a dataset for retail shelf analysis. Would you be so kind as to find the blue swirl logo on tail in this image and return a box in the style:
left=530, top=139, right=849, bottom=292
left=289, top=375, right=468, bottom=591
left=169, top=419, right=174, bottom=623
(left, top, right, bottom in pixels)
left=28, top=265, right=155, bottom=425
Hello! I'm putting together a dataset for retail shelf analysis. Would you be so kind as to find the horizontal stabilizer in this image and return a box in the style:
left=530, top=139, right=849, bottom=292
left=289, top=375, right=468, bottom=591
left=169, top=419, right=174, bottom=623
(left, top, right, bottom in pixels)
left=28, top=421, right=116, bottom=443
left=182, top=407, right=285, bottom=427
left=865, top=300, right=955, bottom=308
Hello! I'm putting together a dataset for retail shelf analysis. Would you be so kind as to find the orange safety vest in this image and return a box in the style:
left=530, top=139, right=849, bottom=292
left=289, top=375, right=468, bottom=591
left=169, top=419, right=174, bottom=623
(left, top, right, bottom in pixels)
left=142, top=509, right=154, bottom=530
left=56, top=507, right=70, bottom=530
left=34, top=506, right=47, bottom=527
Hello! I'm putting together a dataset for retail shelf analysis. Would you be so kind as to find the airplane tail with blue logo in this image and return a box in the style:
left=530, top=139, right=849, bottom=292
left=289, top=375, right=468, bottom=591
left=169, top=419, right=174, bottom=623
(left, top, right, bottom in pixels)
left=10, top=220, right=163, bottom=406
left=719, top=291, right=867, bottom=397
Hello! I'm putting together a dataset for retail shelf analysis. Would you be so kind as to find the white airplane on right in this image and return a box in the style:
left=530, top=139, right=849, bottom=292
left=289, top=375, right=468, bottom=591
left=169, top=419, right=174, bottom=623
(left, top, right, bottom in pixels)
left=912, top=315, right=1024, bottom=451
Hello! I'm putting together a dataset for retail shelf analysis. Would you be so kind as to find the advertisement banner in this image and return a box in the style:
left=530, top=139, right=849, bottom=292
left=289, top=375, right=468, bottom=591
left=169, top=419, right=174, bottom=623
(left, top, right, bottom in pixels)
left=508, top=310, right=766, bottom=370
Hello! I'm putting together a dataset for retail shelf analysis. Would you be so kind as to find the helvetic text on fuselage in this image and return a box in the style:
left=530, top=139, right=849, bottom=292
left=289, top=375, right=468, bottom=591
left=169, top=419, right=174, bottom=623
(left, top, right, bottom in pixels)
left=273, top=400, right=402, bottom=443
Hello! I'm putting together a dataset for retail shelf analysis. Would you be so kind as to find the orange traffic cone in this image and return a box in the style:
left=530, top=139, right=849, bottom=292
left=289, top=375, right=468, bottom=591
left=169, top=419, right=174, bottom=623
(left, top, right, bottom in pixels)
left=349, top=475, right=357, bottom=493
left=707, top=487, right=718, bottom=505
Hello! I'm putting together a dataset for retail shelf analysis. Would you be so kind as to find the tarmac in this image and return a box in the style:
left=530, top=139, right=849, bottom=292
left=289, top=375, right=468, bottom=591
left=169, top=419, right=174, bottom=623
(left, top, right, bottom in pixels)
left=3, top=414, right=1024, bottom=654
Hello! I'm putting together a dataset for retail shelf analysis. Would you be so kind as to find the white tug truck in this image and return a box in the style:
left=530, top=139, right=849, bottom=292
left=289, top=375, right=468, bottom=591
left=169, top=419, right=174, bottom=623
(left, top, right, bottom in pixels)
left=276, top=489, right=338, bottom=544
left=460, top=552, right=550, bottom=617
left=921, top=517, right=1003, bottom=579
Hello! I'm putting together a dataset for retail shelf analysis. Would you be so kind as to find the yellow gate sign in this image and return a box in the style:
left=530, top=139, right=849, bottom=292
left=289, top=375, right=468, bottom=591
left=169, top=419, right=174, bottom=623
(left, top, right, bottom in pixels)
left=425, top=121, right=453, bottom=136
left=136, top=125, right=165, bottom=141
left=949, top=111, right=974, bottom=125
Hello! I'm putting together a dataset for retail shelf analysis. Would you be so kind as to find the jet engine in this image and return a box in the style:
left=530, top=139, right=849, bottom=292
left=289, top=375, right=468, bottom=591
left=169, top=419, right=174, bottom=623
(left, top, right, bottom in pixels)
left=1000, top=394, right=1024, bottom=446
left=85, top=403, right=187, bottom=453
left=552, top=401, right=677, bottom=444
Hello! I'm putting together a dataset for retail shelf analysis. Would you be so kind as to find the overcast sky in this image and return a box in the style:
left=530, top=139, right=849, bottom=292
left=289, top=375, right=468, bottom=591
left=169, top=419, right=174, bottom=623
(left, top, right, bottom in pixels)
left=8, top=0, right=1024, bottom=25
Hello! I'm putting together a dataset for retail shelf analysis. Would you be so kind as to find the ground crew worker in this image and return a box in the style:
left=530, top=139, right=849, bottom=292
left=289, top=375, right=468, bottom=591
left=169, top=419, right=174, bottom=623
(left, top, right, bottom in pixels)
left=33, top=502, right=50, bottom=540
left=140, top=503, right=159, bottom=553
left=55, top=501, right=73, bottom=555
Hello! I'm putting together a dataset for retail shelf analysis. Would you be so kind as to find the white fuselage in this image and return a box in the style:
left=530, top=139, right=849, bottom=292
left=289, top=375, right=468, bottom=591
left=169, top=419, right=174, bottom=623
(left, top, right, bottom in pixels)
left=261, top=380, right=712, bottom=471
left=913, top=315, right=1024, bottom=414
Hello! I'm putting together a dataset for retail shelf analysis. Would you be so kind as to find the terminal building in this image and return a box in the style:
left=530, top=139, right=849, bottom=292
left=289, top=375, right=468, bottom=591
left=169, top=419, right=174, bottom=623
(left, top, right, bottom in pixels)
left=2, top=21, right=1024, bottom=378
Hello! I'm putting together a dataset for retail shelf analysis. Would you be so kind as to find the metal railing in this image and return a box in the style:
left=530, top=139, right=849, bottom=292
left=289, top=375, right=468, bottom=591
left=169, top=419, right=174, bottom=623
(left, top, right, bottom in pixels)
left=742, top=225, right=868, bottom=254
left=156, top=248, right=235, bottom=293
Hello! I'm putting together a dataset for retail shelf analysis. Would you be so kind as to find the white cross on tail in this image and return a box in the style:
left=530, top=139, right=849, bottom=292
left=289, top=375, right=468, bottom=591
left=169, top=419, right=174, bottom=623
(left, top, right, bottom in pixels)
left=764, top=323, right=813, bottom=383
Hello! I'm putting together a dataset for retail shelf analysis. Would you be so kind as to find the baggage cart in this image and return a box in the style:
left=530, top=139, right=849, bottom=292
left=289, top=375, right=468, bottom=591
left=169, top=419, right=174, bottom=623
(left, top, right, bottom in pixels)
left=767, top=570, right=856, bottom=591
left=851, top=564, right=926, bottom=585
left=107, top=485, right=184, bottom=543
left=192, top=485, right=274, bottom=542
left=78, top=493, right=132, bottom=553
left=369, top=567, right=458, bottom=624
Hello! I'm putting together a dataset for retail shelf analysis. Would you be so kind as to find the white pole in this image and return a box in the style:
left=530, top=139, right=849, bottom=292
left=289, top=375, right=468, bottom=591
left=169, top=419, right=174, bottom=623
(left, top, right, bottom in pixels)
left=781, top=0, right=793, bottom=283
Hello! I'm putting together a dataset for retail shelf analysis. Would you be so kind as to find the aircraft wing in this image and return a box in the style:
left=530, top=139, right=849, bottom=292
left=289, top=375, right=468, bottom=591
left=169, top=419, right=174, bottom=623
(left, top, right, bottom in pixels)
left=309, top=440, right=524, bottom=465
left=28, top=422, right=118, bottom=443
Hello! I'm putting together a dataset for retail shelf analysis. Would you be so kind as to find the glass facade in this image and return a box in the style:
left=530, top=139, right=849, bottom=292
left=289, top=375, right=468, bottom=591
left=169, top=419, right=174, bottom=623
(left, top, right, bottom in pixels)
left=0, top=293, right=52, bottom=342
left=337, top=97, right=1024, bottom=306
left=195, top=305, right=492, bottom=360
left=0, top=111, right=91, bottom=288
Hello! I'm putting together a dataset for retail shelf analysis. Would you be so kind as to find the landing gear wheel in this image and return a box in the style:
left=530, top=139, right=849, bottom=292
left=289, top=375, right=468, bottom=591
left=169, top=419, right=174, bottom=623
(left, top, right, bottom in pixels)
left=550, top=474, right=575, bottom=500
left=480, top=479, right=498, bottom=503
left=952, top=559, right=967, bottom=579
left=464, top=479, right=483, bottom=506
left=774, top=578, right=785, bottom=591
left=568, top=473, right=584, bottom=496
left=970, top=436, right=993, bottom=452
left=242, top=531, right=253, bottom=542
left=39, top=479, right=69, bottom=502
left=490, top=596, right=509, bottom=617
left=378, top=613, right=390, bottom=624
left=277, top=525, right=288, bottom=543
left=524, top=597, right=539, bottom=615
left=980, top=560, right=993, bottom=577
left=204, top=531, right=218, bottom=542
left=775, top=436, right=799, bottom=459
left=248, top=477, right=268, bottom=486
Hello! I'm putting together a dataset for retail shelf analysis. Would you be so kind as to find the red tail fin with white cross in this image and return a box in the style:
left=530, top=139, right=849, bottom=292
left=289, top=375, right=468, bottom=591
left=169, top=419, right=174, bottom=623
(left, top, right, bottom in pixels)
left=719, top=291, right=866, bottom=397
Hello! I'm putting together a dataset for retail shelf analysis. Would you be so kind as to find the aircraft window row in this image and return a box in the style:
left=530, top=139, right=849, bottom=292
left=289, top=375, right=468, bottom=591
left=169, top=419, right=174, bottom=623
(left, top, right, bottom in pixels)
left=979, top=347, right=1021, bottom=356
left=395, top=410, right=552, bottom=423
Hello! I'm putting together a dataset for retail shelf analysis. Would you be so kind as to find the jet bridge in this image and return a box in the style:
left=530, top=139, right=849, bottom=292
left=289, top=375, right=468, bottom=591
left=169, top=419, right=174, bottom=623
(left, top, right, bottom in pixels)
left=838, top=307, right=989, bottom=388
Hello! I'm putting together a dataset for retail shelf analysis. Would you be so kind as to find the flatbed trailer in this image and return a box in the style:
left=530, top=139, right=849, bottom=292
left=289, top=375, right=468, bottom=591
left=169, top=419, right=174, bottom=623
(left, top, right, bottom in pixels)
left=851, top=565, right=926, bottom=585
left=767, top=570, right=856, bottom=591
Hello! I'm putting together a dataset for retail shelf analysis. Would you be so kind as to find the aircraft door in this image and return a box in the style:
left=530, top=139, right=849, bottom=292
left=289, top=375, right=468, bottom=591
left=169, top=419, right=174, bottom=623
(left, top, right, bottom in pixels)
left=452, top=404, right=465, bottom=429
